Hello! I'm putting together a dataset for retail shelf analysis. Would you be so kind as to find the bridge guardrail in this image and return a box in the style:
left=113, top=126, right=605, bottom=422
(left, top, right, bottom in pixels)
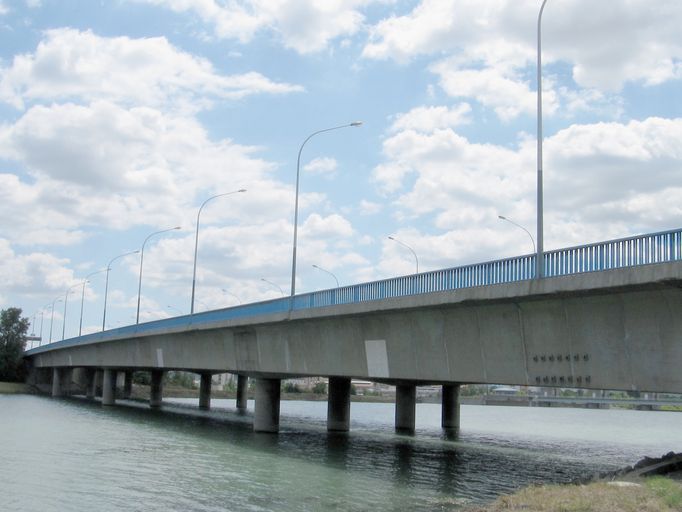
left=28, top=227, right=682, bottom=351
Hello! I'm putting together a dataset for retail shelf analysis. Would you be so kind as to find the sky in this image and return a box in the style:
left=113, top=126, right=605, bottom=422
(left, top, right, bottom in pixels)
left=1, top=0, right=681, bottom=340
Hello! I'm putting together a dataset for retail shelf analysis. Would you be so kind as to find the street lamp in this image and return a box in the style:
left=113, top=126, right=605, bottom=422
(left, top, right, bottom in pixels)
left=291, top=121, right=363, bottom=296
left=191, top=189, right=246, bottom=314
left=38, top=309, right=46, bottom=345
left=312, top=264, right=339, bottom=288
left=48, top=296, right=63, bottom=343
left=137, top=226, right=181, bottom=323
left=261, top=278, right=284, bottom=296
left=388, top=236, right=419, bottom=274
left=102, top=250, right=140, bottom=331
left=62, top=283, right=82, bottom=341
left=221, top=288, right=242, bottom=305
left=498, top=215, right=536, bottom=253
left=78, top=269, right=106, bottom=337
left=536, top=0, right=549, bottom=279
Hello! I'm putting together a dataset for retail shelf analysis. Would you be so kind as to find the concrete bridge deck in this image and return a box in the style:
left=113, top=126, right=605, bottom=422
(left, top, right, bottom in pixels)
left=24, top=228, right=682, bottom=434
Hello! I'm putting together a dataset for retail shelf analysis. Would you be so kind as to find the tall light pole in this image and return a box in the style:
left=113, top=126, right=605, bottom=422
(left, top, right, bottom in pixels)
left=498, top=215, right=536, bottom=253
left=221, top=288, right=242, bottom=305
left=388, top=236, right=419, bottom=274
left=191, top=189, right=246, bottom=314
left=537, top=0, right=549, bottom=279
left=312, top=264, right=339, bottom=288
left=261, top=278, right=284, bottom=296
left=103, top=250, right=140, bottom=332
left=38, top=309, right=46, bottom=345
left=291, top=122, right=363, bottom=296
left=137, top=226, right=181, bottom=323
left=79, top=269, right=106, bottom=337
left=48, top=296, right=62, bottom=343
left=62, top=283, right=81, bottom=341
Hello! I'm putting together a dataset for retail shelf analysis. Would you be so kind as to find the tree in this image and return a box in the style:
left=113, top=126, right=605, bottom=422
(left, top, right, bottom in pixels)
left=0, top=308, right=29, bottom=382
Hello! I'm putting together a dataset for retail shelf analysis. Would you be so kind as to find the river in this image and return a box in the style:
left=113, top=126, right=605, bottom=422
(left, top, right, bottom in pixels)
left=1, top=394, right=681, bottom=511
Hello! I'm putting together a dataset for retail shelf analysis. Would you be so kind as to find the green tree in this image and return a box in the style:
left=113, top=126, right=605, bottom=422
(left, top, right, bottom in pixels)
left=0, top=308, right=29, bottom=382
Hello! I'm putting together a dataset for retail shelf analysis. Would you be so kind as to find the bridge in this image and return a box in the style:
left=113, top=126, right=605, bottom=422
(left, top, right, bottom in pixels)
left=24, top=228, right=682, bottom=434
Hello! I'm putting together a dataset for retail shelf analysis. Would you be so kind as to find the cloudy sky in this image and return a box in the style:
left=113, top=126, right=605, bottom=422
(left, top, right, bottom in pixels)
left=1, top=0, right=681, bottom=339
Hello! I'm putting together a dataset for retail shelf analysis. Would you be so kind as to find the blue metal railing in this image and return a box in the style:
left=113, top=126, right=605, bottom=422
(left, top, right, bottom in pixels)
left=27, top=228, right=682, bottom=352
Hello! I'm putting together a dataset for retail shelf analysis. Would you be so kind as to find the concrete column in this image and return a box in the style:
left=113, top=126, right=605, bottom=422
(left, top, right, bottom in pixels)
left=327, top=377, right=351, bottom=432
left=441, top=384, right=461, bottom=434
left=86, top=369, right=96, bottom=399
left=102, top=369, right=117, bottom=406
left=123, top=371, right=133, bottom=399
left=150, top=370, right=164, bottom=408
left=254, top=378, right=281, bottom=433
left=95, top=369, right=103, bottom=397
left=395, top=384, right=416, bottom=433
left=199, top=373, right=212, bottom=410
left=236, top=374, right=248, bottom=411
left=51, top=367, right=64, bottom=397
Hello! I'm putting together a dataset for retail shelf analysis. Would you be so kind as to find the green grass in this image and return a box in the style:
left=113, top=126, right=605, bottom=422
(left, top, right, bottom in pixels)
left=646, top=476, right=682, bottom=508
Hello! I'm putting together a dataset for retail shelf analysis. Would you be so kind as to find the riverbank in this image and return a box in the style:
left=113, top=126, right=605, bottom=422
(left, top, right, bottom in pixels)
left=0, top=381, right=29, bottom=394
left=467, top=453, right=682, bottom=512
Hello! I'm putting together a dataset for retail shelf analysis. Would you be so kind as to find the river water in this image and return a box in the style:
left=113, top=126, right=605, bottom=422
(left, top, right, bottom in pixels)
left=2, top=394, right=681, bottom=511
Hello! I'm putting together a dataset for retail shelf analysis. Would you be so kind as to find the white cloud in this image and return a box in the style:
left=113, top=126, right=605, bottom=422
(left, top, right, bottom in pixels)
left=135, top=0, right=378, bottom=54
left=0, top=28, right=303, bottom=111
left=363, top=0, right=682, bottom=120
left=358, top=199, right=381, bottom=215
left=389, top=103, right=471, bottom=133
left=372, top=109, right=682, bottom=266
left=303, top=156, right=337, bottom=176
left=0, top=239, right=75, bottom=306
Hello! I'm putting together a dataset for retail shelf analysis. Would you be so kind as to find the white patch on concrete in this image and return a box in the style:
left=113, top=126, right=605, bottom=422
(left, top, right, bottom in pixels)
left=365, top=339, right=389, bottom=378
left=156, top=348, right=164, bottom=368
left=68, top=355, right=73, bottom=366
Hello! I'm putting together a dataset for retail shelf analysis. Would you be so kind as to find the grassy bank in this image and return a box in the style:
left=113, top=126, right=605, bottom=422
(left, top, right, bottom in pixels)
left=467, top=476, right=682, bottom=512
left=0, top=381, right=29, bottom=394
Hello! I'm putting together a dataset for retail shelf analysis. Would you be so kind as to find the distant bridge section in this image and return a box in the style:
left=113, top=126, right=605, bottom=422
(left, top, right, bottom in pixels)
left=24, top=228, right=682, bottom=433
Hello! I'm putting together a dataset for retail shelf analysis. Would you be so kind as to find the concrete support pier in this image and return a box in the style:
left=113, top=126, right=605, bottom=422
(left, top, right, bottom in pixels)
left=102, top=369, right=117, bottom=406
left=150, top=370, right=164, bottom=409
left=86, top=369, right=96, bottom=399
left=236, top=374, right=248, bottom=411
left=441, top=384, right=461, bottom=434
left=123, top=371, right=133, bottom=399
left=94, top=369, right=103, bottom=397
left=199, top=373, right=212, bottom=410
left=395, top=384, right=416, bottom=433
left=51, top=367, right=64, bottom=397
left=327, top=377, right=351, bottom=432
left=254, top=378, right=281, bottom=433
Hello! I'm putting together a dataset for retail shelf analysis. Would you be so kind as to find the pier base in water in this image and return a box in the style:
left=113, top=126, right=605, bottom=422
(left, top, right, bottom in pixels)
left=441, top=384, right=461, bottom=435
left=51, top=367, right=64, bottom=397
left=395, top=384, right=416, bottom=433
left=150, top=370, right=164, bottom=408
left=102, top=369, right=117, bottom=406
left=236, top=375, right=248, bottom=411
left=327, top=377, right=351, bottom=432
left=199, top=373, right=212, bottom=410
left=254, top=378, right=281, bottom=433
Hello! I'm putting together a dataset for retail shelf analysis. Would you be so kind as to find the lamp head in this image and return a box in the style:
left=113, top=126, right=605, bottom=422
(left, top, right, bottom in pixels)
left=350, top=121, right=363, bottom=127
left=498, top=215, right=506, bottom=220
left=238, top=189, right=247, bottom=193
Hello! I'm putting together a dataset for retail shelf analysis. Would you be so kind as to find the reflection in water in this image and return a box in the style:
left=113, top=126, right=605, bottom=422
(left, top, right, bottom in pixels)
left=2, top=394, right=682, bottom=512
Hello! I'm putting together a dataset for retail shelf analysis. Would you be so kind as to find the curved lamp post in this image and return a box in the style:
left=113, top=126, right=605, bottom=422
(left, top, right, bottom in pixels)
left=312, top=264, right=339, bottom=288
left=61, top=283, right=82, bottom=341
left=291, top=121, right=362, bottom=296
left=388, top=236, right=419, bottom=274
left=498, top=215, right=536, bottom=254
left=78, top=269, right=106, bottom=337
left=221, top=288, right=242, bottom=305
left=48, top=296, right=63, bottom=344
left=137, top=226, right=181, bottom=323
left=191, top=189, right=246, bottom=314
left=102, top=250, right=140, bottom=332
left=536, top=0, right=549, bottom=279
left=38, top=309, right=46, bottom=345
left=261, top=278, right=284, bottom=296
